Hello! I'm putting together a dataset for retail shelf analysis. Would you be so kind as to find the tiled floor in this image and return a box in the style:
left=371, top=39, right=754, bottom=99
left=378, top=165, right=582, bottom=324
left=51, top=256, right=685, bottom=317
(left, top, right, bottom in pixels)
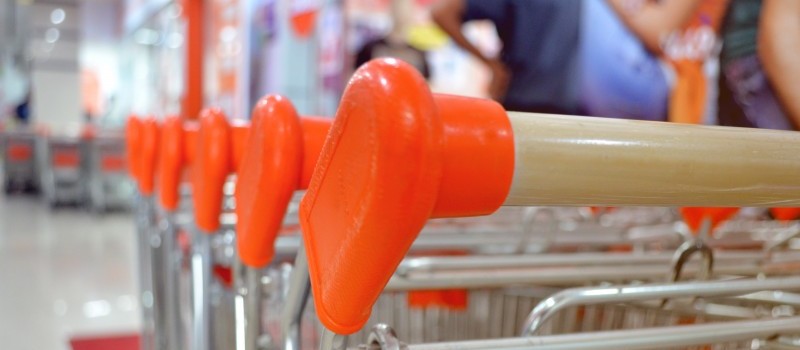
left=0, top=193, right=140, bottom=350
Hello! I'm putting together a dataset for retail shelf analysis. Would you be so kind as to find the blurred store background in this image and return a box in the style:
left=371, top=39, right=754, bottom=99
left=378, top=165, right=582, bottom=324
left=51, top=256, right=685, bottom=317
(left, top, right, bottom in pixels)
left=0, top=0, right=501, bottom=131
left=0, top=0, right=501, bottom=348
left=2, top=0, right=800, bottom=349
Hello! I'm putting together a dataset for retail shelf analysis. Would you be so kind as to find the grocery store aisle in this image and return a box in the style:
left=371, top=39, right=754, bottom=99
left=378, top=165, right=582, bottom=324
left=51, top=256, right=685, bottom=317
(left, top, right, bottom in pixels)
left=0, top=193, right=140, bottom=350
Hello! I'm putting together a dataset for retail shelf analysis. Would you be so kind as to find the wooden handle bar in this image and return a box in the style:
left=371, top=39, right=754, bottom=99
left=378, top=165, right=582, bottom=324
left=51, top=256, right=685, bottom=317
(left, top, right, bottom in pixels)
left=505, top=112, right=800, bottom=206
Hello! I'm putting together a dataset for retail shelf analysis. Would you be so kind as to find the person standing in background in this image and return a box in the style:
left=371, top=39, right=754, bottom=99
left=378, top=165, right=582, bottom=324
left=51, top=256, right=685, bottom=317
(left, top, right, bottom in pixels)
left=579, top=0, right=671, bottom=121
left=607, top=0, right=730, bottom=125
left=355, top=0, right=431, bottom=79
left=431, top=0, right=582, bottom=114
left=718, top=0, right=799, bottom=130
left=14, top=91, right=30, bottom=125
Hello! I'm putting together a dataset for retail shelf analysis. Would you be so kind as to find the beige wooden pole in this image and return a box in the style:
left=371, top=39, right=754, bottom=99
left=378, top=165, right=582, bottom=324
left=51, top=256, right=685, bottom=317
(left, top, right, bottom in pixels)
left=504, top=112, right=800, bottom=207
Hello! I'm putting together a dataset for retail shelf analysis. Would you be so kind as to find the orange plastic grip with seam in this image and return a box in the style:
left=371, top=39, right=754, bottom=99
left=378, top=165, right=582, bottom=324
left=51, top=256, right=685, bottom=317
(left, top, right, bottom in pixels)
left=138, top=118, right=160, bottom=196
left=193, top=109, right=232, bottom=233
left=299, top=59, right=514, bottom=334
left=125, top=116, right=142, bottom=182
left=235, top=95, right=332, bottom=268
left=158, top=116, right=184, bottom=211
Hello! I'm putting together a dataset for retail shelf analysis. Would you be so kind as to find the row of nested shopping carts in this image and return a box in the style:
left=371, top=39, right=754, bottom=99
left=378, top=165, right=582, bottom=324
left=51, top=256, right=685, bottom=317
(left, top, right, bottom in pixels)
left=127, top=58, right=800, bottom=350
left=0, top=123, right=130, bottom=210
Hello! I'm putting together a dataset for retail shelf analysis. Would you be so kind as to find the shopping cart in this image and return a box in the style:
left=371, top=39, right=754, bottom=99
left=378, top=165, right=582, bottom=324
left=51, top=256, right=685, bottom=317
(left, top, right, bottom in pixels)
left=154, top=115, right=199, bottom=350
left=231, top=93, right=800, bottom=350
left=288, top=59, right=800, bottom=350
left=126, top=115, right=161, bottom=350
left=189, top=108, right=251, bottom=350
left=85, top=129, right=132, bottom=212
left=233, top=95, right=332, bottom=350
left=2, top=127, right=40, bottom=193
left=40, top=131, right=91, bottom=207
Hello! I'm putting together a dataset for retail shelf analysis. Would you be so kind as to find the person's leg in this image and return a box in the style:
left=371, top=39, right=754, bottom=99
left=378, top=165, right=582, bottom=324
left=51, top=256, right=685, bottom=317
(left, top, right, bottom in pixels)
left=723, top=55, right=795, bottom=131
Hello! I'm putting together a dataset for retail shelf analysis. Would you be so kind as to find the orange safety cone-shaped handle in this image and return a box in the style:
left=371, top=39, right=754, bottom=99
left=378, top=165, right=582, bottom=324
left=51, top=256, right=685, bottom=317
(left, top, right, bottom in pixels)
left=299, top=59, right=514, bottom=334
left=680, top=207, right=740, bottom=235
left=193, top=109, right=233, bottom=233
left=158, top=116, right=184, bottom=211
left=771, top=208, right=800, bottom=221
left=235, top=95, right=332, bottom=269
left=125, top=115, right=143, bottom=182
left=138, top=117, right=160, bottom=196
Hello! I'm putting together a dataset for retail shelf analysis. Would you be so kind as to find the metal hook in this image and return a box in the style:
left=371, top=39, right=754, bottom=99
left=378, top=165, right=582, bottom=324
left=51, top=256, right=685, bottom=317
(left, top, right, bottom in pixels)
left=661, top=217, right=714, bottom=308
left=367, top=324, right=403, bottom=350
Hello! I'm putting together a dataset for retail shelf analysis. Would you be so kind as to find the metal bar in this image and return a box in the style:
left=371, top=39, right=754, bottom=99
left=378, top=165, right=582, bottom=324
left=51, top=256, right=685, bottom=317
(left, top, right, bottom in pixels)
left=402, top=316, right=800, bottom=350
left=320, top=329, right=348, bottom=350
left=521, top=276, right=800, bottom=336
left=282, top=245, right=311, bottom=350
left=162, top=213, right=184, bottom=350
left=191, top=228, right=213, bottom=350
left=395, top=251, right=800, bottom=274
left=150, top=212, right=167, bottom=350
left=136, top=195, right=156, bottom=350
left=234, top=262, right=263, bottom=350
left=384, top=261, right=799, bottom=291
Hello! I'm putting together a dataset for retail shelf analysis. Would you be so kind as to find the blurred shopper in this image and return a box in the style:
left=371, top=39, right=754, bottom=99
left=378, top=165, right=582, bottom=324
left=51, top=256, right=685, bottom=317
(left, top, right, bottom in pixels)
left=14, top=91, right=30, bottom=125
left=431, top=0, right=582, bottom=114
left=717, top=0, right=799, bottom=130
left=580, top=0, right=670, bottom=121
left=356, top=0, right=431, bottom=79
left=606, top=0, right=729, bottom=125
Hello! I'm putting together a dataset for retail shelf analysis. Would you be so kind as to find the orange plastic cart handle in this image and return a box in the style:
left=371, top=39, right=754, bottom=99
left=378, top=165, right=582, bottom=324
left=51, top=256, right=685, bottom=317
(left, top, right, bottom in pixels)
left=231, top=120, right=250, bottom=173
left=299, top=59, right=514, bottom=334
left=125, top=115, right=143, bottom=182
left=193, top=109, right=233, bottom=233
left=235, top=95, right=332, bottom=269
left=158, top=116, right=184, bottom=211
left=183, top=121, right=200, bottom=167
left=299, top=117, right=331, bottom=188
left=680, top=207, right=740, bottom=235
left=771, top=208, right=800, bottom=221
left=138, top=117, right=160, bottom=196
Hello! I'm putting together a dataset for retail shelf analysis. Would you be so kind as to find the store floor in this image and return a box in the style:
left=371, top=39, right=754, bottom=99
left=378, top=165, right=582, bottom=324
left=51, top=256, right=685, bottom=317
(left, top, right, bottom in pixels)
left=0, top=193, right=140, bottom=350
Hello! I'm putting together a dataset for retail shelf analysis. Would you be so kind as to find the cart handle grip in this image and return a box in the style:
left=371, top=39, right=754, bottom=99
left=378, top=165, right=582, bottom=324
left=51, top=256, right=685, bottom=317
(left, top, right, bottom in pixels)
left=138, top=117, right=160, bottom=196
left=125, top=115, right=142, bottom=183
left=299, top=58, right=800, bottom=335
left=158, top=116, right=184, bottom=211
left=236, top=95, right=331, bottom=268
left=193, top=109, right=236, bottom=233
left=299, top=59, right=513, bottom=334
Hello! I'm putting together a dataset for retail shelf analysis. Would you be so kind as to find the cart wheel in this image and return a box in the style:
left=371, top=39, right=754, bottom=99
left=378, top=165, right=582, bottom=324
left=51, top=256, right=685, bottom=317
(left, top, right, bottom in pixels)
left=4, top=180, right=13, bottom=194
